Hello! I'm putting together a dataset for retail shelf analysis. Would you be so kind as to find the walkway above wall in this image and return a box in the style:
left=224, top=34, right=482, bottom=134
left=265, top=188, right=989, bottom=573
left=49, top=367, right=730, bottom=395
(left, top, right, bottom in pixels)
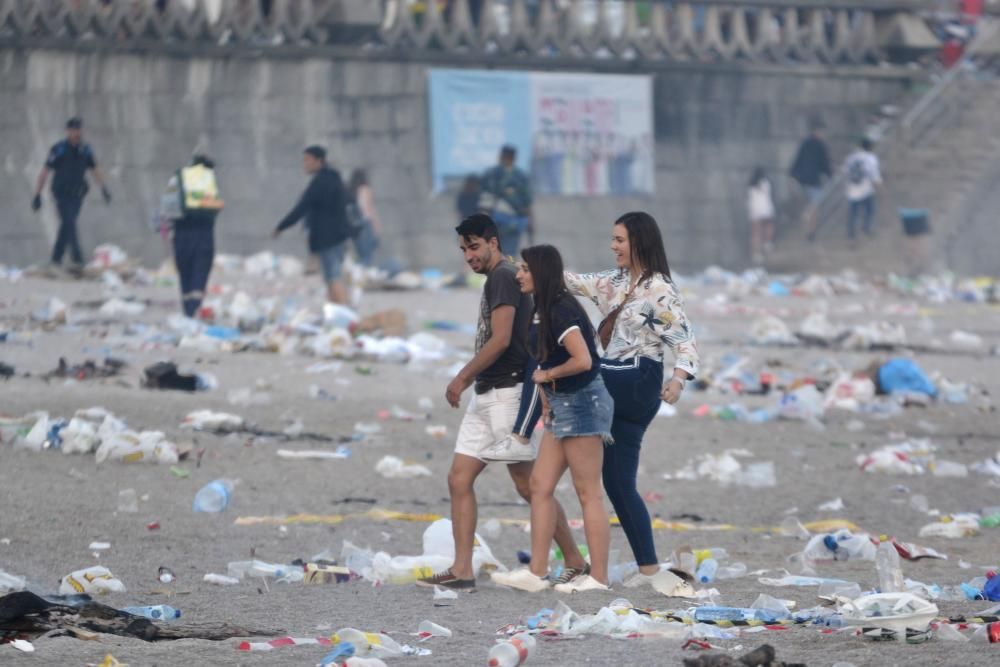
left=0, top=0, right=986, bottom=71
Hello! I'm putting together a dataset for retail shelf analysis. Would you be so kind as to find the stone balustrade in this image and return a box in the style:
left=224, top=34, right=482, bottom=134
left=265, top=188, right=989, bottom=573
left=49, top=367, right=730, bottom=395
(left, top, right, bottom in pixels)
left=0, top=0, right=971, bottom=65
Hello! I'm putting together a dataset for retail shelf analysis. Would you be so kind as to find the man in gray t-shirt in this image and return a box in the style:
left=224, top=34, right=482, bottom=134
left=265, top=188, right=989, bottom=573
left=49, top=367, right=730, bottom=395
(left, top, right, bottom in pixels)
left=473, top=259, right=532, bottom=394
left=416, top=214, right=586, bottom=592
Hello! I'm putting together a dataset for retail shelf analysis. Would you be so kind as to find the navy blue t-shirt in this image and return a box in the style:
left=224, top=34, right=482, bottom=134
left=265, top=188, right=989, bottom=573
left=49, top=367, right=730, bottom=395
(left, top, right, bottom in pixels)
left=529, top=293, right=599, bottom=393
left=45, top=140, right=97, bottom=198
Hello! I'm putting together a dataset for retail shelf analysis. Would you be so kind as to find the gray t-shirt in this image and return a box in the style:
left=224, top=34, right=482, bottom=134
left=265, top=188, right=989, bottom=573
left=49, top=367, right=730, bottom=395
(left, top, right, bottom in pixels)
left=475, top=260, right=532, bottom=394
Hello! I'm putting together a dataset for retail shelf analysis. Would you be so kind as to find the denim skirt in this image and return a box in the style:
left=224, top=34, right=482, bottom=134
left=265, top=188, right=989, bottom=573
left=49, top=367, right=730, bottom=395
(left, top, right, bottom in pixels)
left=543, top=374, right=614, bottom=443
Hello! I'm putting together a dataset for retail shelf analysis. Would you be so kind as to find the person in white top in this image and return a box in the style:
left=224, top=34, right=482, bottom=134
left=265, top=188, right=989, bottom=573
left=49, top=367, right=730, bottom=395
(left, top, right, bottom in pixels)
left=747, top=166, right=775, bottom=264
left=842, top=138, right=882, bottom=242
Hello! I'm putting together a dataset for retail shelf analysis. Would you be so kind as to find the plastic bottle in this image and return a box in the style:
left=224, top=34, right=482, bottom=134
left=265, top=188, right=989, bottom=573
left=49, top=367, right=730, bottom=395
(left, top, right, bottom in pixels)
left=696, top=558, right=719, bottom=584
left=227, top=560, right=304, bottom=583
left=192, top=479, right=236, bottom=513
left=693, top=607, right=752, bottom=622
left=972, top=621, right=1000, bottom=643
left=122, top=605, right=181, bottom=621
left=333, top=628, right=403, bottom=659
left=876, top=541, right=904, bottom=593
left=979, top=507, right=1000, bottom=529
left=487, top=632, right=535, bottom=667
left=418, top=620, right=452, bottom=638
left=715, top=563, right=748, bottom=580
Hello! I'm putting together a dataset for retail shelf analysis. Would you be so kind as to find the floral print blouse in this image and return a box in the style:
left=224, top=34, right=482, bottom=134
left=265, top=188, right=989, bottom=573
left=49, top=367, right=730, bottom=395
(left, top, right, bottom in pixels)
left=565, top=269, right=700, bottom=378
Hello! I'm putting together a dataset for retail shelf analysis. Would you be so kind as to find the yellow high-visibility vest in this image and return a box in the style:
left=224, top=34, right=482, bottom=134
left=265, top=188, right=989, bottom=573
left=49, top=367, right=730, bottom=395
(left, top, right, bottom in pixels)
left=180, top=164, right=224, bottom=212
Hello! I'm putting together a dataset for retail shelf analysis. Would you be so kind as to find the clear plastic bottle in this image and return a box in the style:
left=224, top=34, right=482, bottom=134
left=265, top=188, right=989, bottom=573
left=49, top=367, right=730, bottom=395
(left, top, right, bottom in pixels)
left=417, top=620, right=452, bottom=638
left=693, top=607, right=752, bottom=622
left=696, top=558, right=719, bottom=583
left=714, top=562, right=747, bottom=580
left=876, top=541, right=904, bottom=593
left=122, top=604, right=181, bottom=621
left=334, top=628, right=403, bottom=659
left=192, top=479, right=236, bottom=513
left=487, top=632, right=535, bottom=667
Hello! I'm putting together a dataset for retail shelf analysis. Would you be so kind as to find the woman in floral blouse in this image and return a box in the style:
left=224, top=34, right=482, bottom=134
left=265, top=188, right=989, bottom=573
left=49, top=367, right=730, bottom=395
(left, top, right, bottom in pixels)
left=565, top=211, right=699, bottom=588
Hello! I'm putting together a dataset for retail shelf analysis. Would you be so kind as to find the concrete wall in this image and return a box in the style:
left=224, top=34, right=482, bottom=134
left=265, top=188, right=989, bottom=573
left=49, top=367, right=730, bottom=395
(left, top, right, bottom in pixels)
left=0, top=49, right=913, bottom=273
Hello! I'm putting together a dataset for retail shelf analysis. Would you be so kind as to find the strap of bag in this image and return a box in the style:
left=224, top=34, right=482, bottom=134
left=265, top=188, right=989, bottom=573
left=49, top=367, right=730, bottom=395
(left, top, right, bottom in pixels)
left=597, top=276, right=640, bottom=349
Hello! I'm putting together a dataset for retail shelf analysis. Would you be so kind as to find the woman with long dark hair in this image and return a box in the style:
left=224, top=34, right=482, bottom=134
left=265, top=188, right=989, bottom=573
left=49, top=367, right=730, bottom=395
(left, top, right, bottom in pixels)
left=490, top=244, right=614, bottom=594
left=566, top=211, right=699, bottom=590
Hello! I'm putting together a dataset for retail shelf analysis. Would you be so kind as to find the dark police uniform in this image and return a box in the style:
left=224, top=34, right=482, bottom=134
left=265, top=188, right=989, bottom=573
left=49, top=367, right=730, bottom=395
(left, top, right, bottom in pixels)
left=45, top=139, right=97, bottom=265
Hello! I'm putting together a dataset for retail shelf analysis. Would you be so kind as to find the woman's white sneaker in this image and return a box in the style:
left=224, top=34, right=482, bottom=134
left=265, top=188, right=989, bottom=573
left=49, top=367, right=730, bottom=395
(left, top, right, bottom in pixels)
left=491, top=568, right=551, bottom=592
left=553, top=575, right=610, bottom=594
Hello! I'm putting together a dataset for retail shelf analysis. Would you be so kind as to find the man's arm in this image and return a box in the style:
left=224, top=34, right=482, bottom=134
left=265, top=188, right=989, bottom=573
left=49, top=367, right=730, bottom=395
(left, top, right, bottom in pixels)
left=445, top=304, right=515, bottom=407
left=91, top=166, right=106, bottom=188
left=32, top=167, right=50, bottom=209
left=274, top=180, right=315, bottom=236
left=34, top=166, right=50, bottom=196
left=91, top=166, right=112, bottom=203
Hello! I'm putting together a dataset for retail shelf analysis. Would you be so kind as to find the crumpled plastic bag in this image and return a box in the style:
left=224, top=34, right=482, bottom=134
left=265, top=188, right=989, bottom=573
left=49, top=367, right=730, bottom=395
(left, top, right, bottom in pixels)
left=364, top=519, right=505, bottom=584
left=824, top=373, right=876, bottom=411
left=31, top=297, right=68, bottom=324
left=841, top=593, right=938, bottom=634
left=749, top=316, right=796, bottom=345
left=842, top=322, right=907, bottom=350
left=857, top=440, right=936, bottom=475
left=89, top=244, right=129, bottom=271
left=375, top=455, right=431, bottom=479
left=0, top=568, right=27, bottom=593
left=98, top=298, right=145, bottom=317
left=59, top=566, right=126, bottom=594
left=778, top=385, right=826, bottom=421
left=95, top=430, right=179, bottom=465
left=180, top=410, right=244, bottom=432
left=877, top=358, right=937, bottom=397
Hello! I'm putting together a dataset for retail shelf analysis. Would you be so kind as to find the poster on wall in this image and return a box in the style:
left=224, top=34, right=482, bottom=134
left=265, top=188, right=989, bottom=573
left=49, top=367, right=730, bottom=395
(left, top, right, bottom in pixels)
left=428, top=69, right=654, bottom=196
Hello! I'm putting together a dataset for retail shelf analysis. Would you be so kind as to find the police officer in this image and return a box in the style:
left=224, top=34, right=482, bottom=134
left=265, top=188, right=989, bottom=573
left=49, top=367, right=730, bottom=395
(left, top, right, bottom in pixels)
left=31, top=117, right=112, bottom=273
left=161, top=155, right=224, bottom=317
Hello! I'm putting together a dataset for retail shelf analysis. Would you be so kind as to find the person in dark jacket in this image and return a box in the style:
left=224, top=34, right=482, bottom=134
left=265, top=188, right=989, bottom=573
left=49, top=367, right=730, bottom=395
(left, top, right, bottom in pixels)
left=31, top=117, right=112, bottom=274
left=789, top=119, right=832, bottom=241
left=273, top=145, right=352, bottom=304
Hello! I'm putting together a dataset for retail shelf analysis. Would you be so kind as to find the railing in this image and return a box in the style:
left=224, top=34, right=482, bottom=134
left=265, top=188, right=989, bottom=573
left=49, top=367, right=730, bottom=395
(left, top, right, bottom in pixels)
left=0, top=0, right=954, bottom=65
left=811, top=17, right=999, bottom=237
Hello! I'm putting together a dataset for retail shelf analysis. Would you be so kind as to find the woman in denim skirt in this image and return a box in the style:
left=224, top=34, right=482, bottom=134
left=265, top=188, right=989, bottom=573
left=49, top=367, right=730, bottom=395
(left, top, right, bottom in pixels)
left=566, top=211, right=700, bottom=591
left=491, top=244, right=614, bottom=594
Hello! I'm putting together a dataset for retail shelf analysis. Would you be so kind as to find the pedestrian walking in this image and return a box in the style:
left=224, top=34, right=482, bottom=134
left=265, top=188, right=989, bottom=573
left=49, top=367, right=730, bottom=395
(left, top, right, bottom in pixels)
left=490, top=244, right=614, bottom=594
left=790, top=119, right=832, bottom=242
left=842, top=137, right=882, bottom=245
left=31, top=117, right=112, bottom=274
left=347, top=169, right=381, bottom=268
left=160, top=155, right=224, bottom=318
left=748, top=166, right=776, bottom=263
left=273, top=146, right=352, bottom=304
left=565, top=211, right=700, bottom=593
left=415, top=214, right=587, bottom=592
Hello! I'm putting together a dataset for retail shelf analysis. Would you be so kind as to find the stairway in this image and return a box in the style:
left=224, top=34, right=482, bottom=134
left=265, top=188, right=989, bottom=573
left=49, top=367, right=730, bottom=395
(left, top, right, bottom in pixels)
left=767, top=75, right=1000, bottom=276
